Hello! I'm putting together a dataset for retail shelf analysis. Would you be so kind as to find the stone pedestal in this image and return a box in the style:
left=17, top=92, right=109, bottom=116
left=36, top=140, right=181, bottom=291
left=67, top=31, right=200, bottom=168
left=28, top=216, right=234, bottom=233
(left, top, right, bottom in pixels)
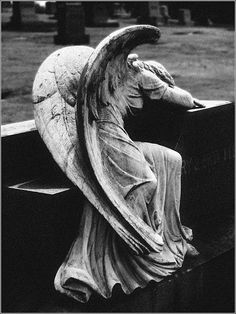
left=54, top=2, right=89, bottom=45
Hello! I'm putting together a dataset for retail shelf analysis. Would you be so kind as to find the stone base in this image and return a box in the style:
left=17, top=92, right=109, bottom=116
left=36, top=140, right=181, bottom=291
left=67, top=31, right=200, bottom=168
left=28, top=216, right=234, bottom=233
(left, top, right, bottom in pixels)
left=54, top=34, right=90, bottom=45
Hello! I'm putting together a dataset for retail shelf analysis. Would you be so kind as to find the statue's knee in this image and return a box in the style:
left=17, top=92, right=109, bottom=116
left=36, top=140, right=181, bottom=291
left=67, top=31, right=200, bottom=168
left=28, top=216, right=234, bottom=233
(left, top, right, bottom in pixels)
left=167, top=149, right=182, bottom=168
left=150, top=175, right=158, bottom=194
left=144, top=172, right=157, bottom=192
left=151, top=175, right=158, bottom=187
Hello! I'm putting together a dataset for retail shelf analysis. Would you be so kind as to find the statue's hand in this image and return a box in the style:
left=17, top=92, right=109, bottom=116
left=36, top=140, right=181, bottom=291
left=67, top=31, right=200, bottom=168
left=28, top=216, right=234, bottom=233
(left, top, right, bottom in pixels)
left=193, top=98, right=206, bottom=108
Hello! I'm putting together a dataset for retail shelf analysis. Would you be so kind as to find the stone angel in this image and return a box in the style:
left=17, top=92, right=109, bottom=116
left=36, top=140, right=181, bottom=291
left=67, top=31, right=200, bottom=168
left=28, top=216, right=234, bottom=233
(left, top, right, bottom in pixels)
left=32, top=25, right=200, bottom=303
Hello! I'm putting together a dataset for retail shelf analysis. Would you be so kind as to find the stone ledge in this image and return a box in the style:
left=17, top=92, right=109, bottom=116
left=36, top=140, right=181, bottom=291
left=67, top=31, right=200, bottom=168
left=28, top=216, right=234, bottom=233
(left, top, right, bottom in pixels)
left=1, top=119, right=36, bottom=137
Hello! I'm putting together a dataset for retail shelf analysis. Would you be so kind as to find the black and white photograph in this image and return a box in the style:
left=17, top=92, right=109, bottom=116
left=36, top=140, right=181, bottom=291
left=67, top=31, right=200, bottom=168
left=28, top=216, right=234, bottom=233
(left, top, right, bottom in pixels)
left=1, top=1, right=235, bottom=312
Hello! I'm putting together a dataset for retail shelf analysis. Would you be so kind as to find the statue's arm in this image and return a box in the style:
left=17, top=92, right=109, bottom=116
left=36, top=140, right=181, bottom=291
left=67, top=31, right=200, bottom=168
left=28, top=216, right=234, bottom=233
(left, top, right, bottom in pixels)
left=139, top=68, right=202, bottom=110
left=162, top=85, right=195, bottom=109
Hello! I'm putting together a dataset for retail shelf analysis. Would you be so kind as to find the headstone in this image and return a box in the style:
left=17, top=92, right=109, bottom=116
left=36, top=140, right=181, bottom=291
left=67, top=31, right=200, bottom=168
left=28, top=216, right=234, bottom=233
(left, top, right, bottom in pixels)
left=1, top=1, right=11, bottom=9
left=160, top=5, right=170, bottom=25
left=19, top=1, right=38, bottom=23
left=148, top=2, right=162, bottom=26
left=136, top=2, right=161, bottom=26
left=10, top=2, right=21, bottom=27
left=45, top=1, right=57, bottom=15
left=93, top=3, right=109, bottom=26
left=11, top=1, right=38, bottom=28
left=54, top=2, right=89, bottom=45
left=113, top=3, right=128, bottom=18
left=178, top=9, right=193, bottom=26
left=83, top=2, right=119, bottom=27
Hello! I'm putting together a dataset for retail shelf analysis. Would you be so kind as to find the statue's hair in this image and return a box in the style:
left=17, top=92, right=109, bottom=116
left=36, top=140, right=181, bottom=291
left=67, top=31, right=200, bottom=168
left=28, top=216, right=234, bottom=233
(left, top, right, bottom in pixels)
left=142, top=60, right=175, bottom=86
left=105, top=55, right=176, bottom=118
left=127, top=54, right=175, bottom=87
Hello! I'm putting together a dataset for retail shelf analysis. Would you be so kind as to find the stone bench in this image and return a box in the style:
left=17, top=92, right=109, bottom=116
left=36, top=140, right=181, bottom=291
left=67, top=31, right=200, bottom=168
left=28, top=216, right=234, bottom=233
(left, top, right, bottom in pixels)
left=2, top=100, right=234, bottom=312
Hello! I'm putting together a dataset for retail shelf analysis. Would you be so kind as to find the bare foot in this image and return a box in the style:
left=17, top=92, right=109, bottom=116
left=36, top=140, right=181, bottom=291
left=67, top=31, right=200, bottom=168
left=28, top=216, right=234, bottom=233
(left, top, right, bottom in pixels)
left=186, top=243, right=200, bottom=257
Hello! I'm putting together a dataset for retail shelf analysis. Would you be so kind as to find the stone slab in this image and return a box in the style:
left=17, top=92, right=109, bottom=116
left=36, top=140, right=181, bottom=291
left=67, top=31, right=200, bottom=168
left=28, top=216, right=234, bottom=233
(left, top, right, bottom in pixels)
left=8, top=176, right=74, bottom=195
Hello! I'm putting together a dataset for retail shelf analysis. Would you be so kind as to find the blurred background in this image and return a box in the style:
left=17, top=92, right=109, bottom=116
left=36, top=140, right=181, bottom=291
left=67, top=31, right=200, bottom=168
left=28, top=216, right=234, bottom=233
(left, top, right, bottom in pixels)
left=1, top=1, right=235, bottom=124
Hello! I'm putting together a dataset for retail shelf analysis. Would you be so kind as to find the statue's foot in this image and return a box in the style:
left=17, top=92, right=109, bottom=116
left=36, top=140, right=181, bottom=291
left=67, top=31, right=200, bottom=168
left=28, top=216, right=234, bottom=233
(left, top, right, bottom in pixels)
left=182, top=225, right=193, bottom=241
left=186, top=243, right=200, bottom=257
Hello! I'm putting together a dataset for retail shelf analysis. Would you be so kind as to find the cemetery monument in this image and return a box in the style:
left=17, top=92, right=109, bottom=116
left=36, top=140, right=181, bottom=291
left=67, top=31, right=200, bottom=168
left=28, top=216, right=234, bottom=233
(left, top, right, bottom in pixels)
left=33, top=25, right=206, bottom=302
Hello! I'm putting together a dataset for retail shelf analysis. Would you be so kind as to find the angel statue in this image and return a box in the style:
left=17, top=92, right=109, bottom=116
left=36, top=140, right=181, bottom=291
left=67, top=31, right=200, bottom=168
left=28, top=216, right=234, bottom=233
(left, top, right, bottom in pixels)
left=33, top=25, right=202, bottom=303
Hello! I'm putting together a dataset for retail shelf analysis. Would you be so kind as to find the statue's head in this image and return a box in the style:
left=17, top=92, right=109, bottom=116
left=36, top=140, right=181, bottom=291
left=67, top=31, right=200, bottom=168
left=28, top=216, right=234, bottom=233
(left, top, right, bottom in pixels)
left=127, top=53, right=175, bottom=87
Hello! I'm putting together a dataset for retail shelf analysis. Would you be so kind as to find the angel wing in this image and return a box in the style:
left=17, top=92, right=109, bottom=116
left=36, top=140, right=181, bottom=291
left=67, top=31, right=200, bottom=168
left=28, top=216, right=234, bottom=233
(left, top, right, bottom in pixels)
left=33, top=46, right=140, bottom=252
left=33, top=46, right=95, bottom=190
left=77, top=25, right=164, bottom=255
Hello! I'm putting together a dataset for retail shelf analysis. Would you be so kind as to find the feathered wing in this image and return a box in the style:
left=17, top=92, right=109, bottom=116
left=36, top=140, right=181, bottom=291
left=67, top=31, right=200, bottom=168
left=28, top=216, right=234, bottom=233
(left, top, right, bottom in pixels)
left=77, top=25, right=165, bottom=255
left=33, top=46, right=94, bottom=189
left=33, top=46, right=140, bottom=250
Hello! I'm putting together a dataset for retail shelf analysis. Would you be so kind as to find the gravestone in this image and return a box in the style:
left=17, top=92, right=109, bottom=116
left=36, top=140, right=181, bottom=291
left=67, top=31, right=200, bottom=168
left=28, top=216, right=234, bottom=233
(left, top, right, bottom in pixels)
left=160, top=5, right=170, bottom=25
left=19, top=1, right=38, bottom=23
left=45, top=1, right=56, bottom=15
left=178, top=9, right=193, bottom=26
left=11, top=1, right=38, bottom=28
left=54, top=2, right=89, bottom=45
left=83, top=2, right=119, bottom=27
left=2, top=1, right=11, bottom=9
left=136, top=2, right=162, bottom=26
left=148, top=1, right=162, bottom=26
left=113, top=3, right=130, bottom=19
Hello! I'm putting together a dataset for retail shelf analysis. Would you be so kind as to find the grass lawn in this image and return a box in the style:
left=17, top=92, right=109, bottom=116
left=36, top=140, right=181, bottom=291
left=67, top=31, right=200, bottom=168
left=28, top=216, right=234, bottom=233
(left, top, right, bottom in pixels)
left=1, top=13, right=234, bottom=124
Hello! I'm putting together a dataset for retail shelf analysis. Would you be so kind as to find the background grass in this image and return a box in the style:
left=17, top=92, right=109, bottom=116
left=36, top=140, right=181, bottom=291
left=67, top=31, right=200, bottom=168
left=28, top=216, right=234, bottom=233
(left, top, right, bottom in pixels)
left=1, top=11, right=234, bottom=124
